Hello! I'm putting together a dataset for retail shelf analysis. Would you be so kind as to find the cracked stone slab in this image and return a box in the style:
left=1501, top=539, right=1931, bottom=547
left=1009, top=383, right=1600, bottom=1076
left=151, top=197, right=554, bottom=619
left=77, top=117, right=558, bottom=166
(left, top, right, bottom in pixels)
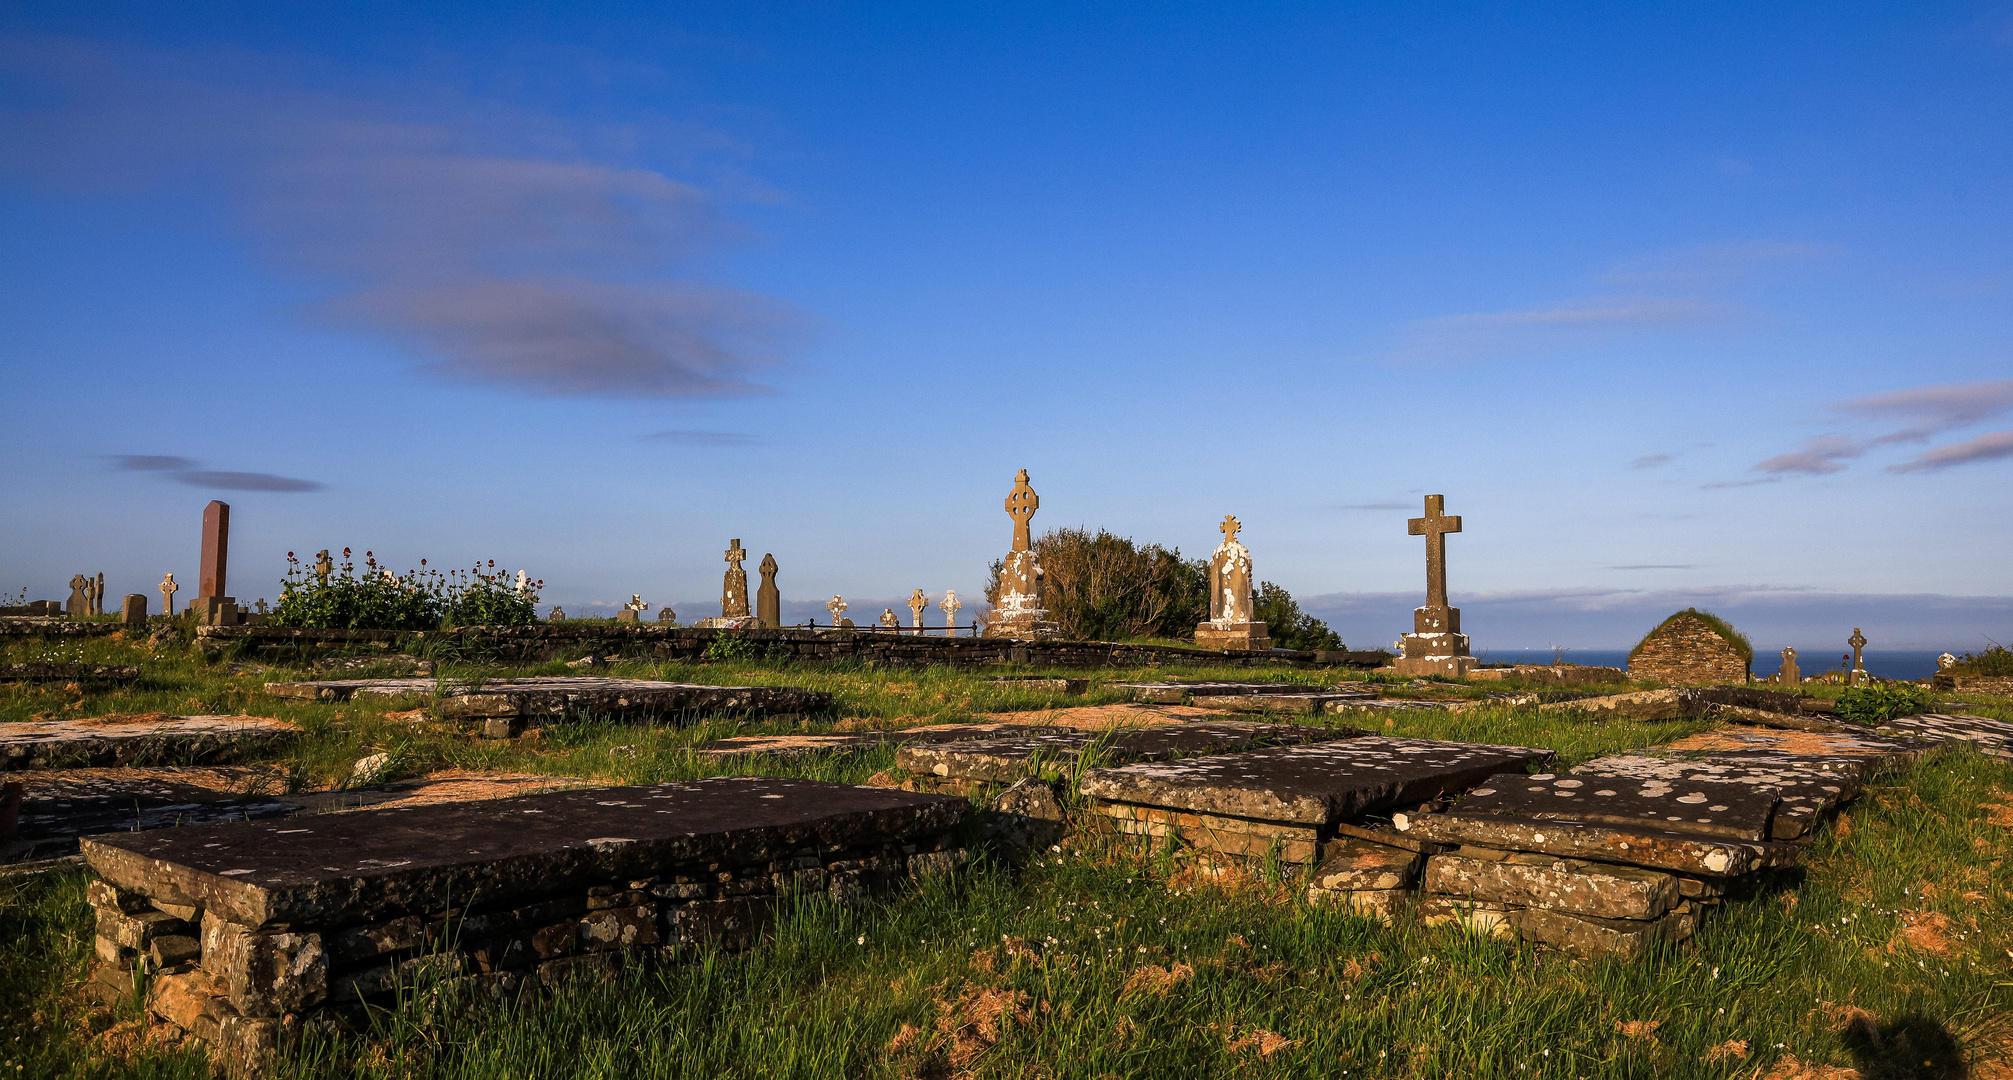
left=1079, top=736, right=1550, bottom=827
left=1446, top=772, right=1779, bottom=841
left=81, top=777, right=967, bottom=928
left=262, top=677, right=830, bottom=720
left=1392, top=811, right=1798, bottom=877
left=696, top=724, right=1071, bottom=759
left=1570, top=754, right=1855, bottom=840
left=1422, top=852, right=1678, bottom=920
left=1875, top=714, right=2013, bottom=760
left=981, top=677, right=1087, bottom=695
left=1310, top=835, right=1423, bottom=892
left=4, top=767, right=299, bottom=864
left=1113, top=682, right=1377, bottom=704
left=0, top=715, right=298, bottom=771
left=897, top=721, right=1358, bottom=782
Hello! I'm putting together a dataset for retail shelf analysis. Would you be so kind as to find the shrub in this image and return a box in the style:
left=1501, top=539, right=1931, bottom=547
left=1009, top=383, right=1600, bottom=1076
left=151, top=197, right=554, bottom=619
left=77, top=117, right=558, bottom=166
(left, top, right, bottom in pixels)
left=985, top=528, right=1207, bottom=641
left=440, top=562, right=542, bottom=628
left=272, top=550, right=542, bottom=631
left=1253, top=580, right=1344, bottom=651
left=1949, top=644, right=2013, bottom=676
left=1836, top=682, right=1932, bottom=725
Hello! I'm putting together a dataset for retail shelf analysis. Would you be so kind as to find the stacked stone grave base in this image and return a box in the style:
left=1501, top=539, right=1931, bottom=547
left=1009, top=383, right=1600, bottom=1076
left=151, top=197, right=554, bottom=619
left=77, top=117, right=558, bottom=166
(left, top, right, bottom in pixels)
left=81, top=777, right=968, bottom=1075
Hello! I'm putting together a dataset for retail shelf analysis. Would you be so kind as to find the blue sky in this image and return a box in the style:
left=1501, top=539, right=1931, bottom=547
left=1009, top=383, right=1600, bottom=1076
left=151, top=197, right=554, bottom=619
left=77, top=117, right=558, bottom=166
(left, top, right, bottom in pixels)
left=2, top=3, right=2010, bottom=650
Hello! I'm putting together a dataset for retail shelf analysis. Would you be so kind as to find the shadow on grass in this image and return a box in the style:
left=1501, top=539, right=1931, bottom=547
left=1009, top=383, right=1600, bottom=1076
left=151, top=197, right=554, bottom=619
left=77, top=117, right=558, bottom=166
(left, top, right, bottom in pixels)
left=1840, top=1010, right=1969, bottom=1080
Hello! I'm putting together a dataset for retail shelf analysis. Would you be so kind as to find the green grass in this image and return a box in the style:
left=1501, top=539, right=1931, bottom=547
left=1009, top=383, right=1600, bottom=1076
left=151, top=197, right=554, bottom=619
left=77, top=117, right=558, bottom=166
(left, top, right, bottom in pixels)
left=2, top=632, right=2010, bottom=1078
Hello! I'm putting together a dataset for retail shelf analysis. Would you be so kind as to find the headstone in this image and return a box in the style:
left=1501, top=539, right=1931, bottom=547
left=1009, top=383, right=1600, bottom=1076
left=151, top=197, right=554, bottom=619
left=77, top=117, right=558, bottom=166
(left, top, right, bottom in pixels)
left=1194, top=515, right=1271, bottom=651
left=515, top=570, right=530, bottom=596
left=549, top=606, right=565, bottom=621
left=95, top=573, right=105, bottom=615
left=878, top=608, right=900, bottom=629
left=908, top=589, right=928, bottom=630
left=1393, top=495, right=1476, bottom=677
left=192, top=500, right=237, bottom=626
left=1937, top=652, right=1958, bottom=672
left=657, top=607, right=676, bottom=624
left=825, top=595, right=847, bottom=627
left=121, top=594, right=147, bottom=625
left=159, top=573, right=178, bottom=617
left=255, top=599, right=268, bottom=615
left=721, top=540, right=751, bottom=619
left=1776, top=647, right=1800, bottom=687
left=617, top=595, right=645, bottom=624
left=756, top=554, right=780, bottom=628
left=314, top=550, right=334, bottom=583
left=67, top=575, right=90, bottom=616
left=940, top=591, right=962, bottom=637
left=983, top=469, right=1059, bottom=639
left=1627, top=610, right=1750, bottom=685
left=1847, top=628, right=1868, bottom=687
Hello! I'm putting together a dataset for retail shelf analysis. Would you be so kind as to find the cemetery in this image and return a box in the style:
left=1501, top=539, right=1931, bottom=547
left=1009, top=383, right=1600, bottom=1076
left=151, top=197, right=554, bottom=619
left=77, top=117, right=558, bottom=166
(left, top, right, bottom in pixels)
left=0, top=481, right=2008, bottom=1080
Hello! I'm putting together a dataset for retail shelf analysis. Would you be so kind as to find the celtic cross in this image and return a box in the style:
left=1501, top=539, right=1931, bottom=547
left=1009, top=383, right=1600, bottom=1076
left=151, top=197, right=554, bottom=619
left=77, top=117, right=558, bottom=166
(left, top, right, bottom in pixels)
left=1005, top=469, right=1038, bottom=552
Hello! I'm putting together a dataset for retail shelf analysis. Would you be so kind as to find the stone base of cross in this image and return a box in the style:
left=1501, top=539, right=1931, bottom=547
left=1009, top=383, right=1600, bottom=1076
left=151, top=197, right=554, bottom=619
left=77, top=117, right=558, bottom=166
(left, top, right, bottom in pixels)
left=1392, top=604, right=1477, bottom=678
left=1194, top=621, right=1271, bottom=652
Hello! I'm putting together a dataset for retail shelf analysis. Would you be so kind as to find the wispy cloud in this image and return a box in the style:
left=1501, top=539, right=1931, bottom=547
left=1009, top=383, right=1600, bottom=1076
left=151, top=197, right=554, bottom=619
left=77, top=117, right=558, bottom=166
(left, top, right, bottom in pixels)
left=1, top=38, right=803, bottom=398
left=1701, top=476, right=1781, bottom=489
left=639, top=429, right=761, bottom=446
left=110, top=453, right=323, bottom=492
left=1380, top=296, right=1729, bottom=365
left=1888, top=429, right=2013, bottom=472
left=1753, top=435, right=1863, bottom=475
left=113, top=455, right=197, bottom=471
left=1598, top=239, right=1842, bottom=286
left=1630, top=453, right=1674, bottom=469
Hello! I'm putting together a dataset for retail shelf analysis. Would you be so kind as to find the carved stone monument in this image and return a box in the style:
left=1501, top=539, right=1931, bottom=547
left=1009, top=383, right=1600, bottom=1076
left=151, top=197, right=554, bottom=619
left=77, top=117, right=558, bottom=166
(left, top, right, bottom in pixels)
left=1393, top=494, right=1477, bottom=678
left=983, top=469, right=1059, bottom=639
left=617, top=595, right=647, bottom=624
left=757, top=554, right=780, bottom=628
left=190, top=500, right=239, bottom=626
left=1847, top=628, right=1868, bottom=687
left=658, top=607, right=677, bottom=624
left=826, top=595, right=848, bottom=628
left=549, top=606, right=566, bottom=621
left=121, top=594, right=147, bottom=625
left=67, top=575, right=89, bottom=617
left=1194, top=515, right=1270, bottom=651
left=909, top=589, right=928, bottom=631
left=1776, top=647, right=1800, bottom=687
left=721, top=540, right=751, bottom=619
left=158, top=573, right=178, bottom=617
left=878, top=608, right=900, bottom=629
left=941, top=590, right=962, bottom=637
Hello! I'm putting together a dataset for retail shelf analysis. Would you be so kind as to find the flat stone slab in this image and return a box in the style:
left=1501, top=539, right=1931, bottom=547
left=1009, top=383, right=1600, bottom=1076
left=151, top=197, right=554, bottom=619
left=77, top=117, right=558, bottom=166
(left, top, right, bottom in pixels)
left=0, top=663, right=141, bottom=682
left=1080, top=736, right=1551, bottom=827
left=981, top=677, right=1087, bottom=695
left=0, top=715, right=298, bottom=770
left=1876, top=713, right=2013, bottom=760
left=897, top=721, right=1356, bottom=782
left=1114, top=682, right=1378, bottom=704
left=1570, top=754, right=1856, bottom=840
left=262, top=677, right=830, bottom=720
left=1422, top=852, right=1679, bottom=921
left=1506, top=904, right=1698, bottom=961
left=81, top=777, right=967, bottom=928
left=1310, top=835, right=1423, bottom=892
left=696, top=724, right=1071, bottom=759
left=1447, top=772, right=1780, bottom=841
left=1391, top=811, right=1799, bottom=877
left=1656, top=725, right=1932, bottom=774
left=1191, top=692, right=1388, bottom=715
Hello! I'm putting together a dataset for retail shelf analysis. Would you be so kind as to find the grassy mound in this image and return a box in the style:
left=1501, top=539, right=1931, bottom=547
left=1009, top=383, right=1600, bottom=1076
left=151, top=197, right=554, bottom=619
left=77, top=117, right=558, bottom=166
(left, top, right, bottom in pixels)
left=1628, top=607, right=1754, bottom=665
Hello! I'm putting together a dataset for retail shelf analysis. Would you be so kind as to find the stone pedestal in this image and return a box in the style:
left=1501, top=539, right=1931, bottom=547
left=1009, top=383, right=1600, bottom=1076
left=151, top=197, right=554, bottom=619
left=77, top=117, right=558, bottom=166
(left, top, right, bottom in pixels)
left=1194, top=621, right=1271, bottom=651
left=1392, top=604, right=1477, bottom=678
left=984, top=591, right=1058, bottom=640
left=190, top=597, right=239, bottom=628
left=615, top=610, right=639, bottom=624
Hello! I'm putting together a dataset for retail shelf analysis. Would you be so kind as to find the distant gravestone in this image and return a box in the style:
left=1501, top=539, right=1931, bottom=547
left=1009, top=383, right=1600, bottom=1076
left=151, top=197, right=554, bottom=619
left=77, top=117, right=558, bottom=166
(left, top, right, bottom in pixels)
left=1195, top=515, right=1271, bottom=651
left=878, top=608, right=900, bottom=629
left=1937, top=652, right=1958, bottom=672
left=1776, top=647, right=1800, bottom=687
left=67, top=575, right=89, bottom=616
left=826, top=595, right=847, bottom=628
left=549, top=606, right=565, bottom=621
left=617, top=595, right=646, bottom=624
left=1394, top=494, right=1477, bottom=678
left=1627, top=609, right=1751, bottom=685
left=121, top=594, right=148, bottom=625
left=941, top=590, right=963, bottom=638
left=657, top=607, right=676, bottom=624
left=721, top=540, right=751, bottom=619
left=984, top=469, right=1058, bottom=639
left=314, top=550, right=334, bottom=583
left=1847, top=628, right=1868, bottom=688
left=909, top=589, right=928, bottom=631
left=95, top=573, right=105, bottom=615
left=757, top=554, right=781, bottom=628
left=191, top=500, right=238, bottom=626
left=158, top=573, right=178, bottom=617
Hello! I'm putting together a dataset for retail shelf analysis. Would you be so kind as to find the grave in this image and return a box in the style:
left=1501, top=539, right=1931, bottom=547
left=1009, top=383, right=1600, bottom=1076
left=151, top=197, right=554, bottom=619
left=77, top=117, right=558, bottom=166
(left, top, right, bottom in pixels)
left=984, top=470, right=1059, bottom=639
left=757, top=554, right=781, bottom=628
left=1193, top=516, right=1270, bottom=651
left=1115, top=681, right=1378, bottom=705
left=1393, top=495, right=1478, bottom=678
left=896, top=721, right=1359, bottom=785
left=698, top=541, right=759, bottom=629
left=1435, top=772, right=1782, bottom=842
left=1081, top=736, right=1550, bottom=865
left=1465, top=665, right=1630, bottom=686
left=0, top=714, right=298, bottom=771
left=1564, top=754, right=1855, bottom=840
left=81, top=777, right=970, bottom=1072
left=1625, top=609, right=1751, bottom=685
left=1873, top=713, right=2013, bottom=760
left=0, top=663, right=141, bottom=682
left=262, top=676, right=831, bottom=736
left=699, top=724, right=1074, bottom=759
left=3, top=766, right=300, bottom=864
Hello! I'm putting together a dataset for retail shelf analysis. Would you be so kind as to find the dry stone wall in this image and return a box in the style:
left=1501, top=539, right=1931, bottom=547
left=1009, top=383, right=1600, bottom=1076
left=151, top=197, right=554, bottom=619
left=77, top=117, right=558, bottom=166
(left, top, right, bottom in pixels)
left=1627, top=614, right=1749, bottom=685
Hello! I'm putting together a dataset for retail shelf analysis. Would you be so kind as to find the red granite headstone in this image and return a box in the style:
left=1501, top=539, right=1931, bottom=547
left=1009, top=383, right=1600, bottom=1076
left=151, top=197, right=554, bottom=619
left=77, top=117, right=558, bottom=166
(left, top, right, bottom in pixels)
left=199, top=501, right=230, bottom=599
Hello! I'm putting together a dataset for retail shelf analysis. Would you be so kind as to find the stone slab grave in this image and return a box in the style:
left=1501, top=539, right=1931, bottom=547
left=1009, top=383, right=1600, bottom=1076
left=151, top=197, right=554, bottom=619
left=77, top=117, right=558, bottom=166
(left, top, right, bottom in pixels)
left=1564, top=755, right=1856, bottom=840
left=1654, top=725, right=1933, bottom=774
left=0, top=663, right=141, bottom=682
left=0, top=714, right=298, bottom=771
left=1443, top=772, right=1782, bottom=842
left=82, top=777, right=969, bottom=1072
left=983, top=676, right=1088, bottom=695
left=698, top=724, right=1072, bottom=759
left=1115, top=681, right=1379, bottom=709
left=1082, top=736, right=1549, bottom=865
left=264, top=676, right=832, bottom=736
left=1876, top=713, right=2013, bottom=760
left=896, top=721, right=1360, bottom=785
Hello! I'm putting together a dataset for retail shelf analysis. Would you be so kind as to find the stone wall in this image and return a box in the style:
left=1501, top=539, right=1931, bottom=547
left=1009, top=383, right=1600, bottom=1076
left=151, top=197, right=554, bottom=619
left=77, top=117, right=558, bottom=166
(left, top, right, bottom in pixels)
left=1929, top=675, right=2013, bottom=696
left=1627, top=615, right=1749, bottom=685
left=193, top=623, right=1389, bottom=670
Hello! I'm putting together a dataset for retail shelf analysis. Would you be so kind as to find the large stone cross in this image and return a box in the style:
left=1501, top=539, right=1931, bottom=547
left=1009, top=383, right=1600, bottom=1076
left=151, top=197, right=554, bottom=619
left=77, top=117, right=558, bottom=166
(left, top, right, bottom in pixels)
left=1407, top=494, right=1463, bottom=610
left=159, top=573, right=178, bottom=616
left=826, top=595, right=847, bottom=625
left=1848, top=627, right=1868, bottom=686
left=908, top=589, right=928, bottom=628
left=940, top=590, right=962, bottom=636
left=724, top=539, right=746, bottom=569
left=1219, top=515, right=1241, bottom=544
left=1005, top=469, right=1039, bottom=552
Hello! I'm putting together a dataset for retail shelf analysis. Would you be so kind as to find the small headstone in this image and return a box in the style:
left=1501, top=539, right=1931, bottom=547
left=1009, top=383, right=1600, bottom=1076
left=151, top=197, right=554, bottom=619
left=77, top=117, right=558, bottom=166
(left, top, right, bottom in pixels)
left=199, top=500, right=230, bottom=599
left=1937, top=652, right=1958, bottom=672
left=549, top=606, right=565, bottom=621
left=825, top=594, right=847, bottom=627
left=1776, top=647, right=1800, bottom=687
left=1394, top=495, right=1476, bottom=677
left=940, top=590, right=962, bottom=637
left=657, top=607, right=676, bottom=624
left=756, top=554, right=780, bottom=628
left=983, top=469, right=1058, bottom=639
left=721, top=540, right=751, bottom=619
left=95, top=573, right=105, bottom=615
left=158, top=573, right=178, bottom=617
left=1194, top=515, right=1270, bottom=651
left=1847, top=628, right=1869, bottom=687
left=121, top=594, right=148, bottom=625
left=617, top=595, right=646, bottom=624
left=908, top=589, right=927, bottom=630
left=83, top=574, right=100, bottom=616
left=878, top=608, right=899, bottom=629
left=515, top=570, right=530, bottom=596
left=255, top=599, right=268, bottom=615
left=67, top=575, right=90, bottom=616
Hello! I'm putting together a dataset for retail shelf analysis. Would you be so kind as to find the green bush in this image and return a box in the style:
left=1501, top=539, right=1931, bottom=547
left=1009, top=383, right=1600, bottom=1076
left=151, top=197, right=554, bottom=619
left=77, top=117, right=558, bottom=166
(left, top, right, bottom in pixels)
left=1836, top=682, right=1933, bottom=726
left=985, top=528, right=1208, bottom=641
left=1949, top=644, right=2013, bottom=676
left=272, top=550, right=542, bottom=631
left=1253, top=580, right=1343, bottom=651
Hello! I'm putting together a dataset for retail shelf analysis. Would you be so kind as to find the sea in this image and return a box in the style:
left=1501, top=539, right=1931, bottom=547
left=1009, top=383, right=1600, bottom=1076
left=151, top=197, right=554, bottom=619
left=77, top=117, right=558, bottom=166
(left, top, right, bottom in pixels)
left=1472, top=648, right=1957, bottom=683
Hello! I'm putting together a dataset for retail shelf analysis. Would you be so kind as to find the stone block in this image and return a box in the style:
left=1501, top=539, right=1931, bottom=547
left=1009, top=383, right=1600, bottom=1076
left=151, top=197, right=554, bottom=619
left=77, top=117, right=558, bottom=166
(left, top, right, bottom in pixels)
left=667, top=897, right=775, bottom=951
left=1310, top=836, right=1423, bottom=892
left=1448, top=772, right=1780, bottom=842
left=1422, top=853, right=1679, bottom=921
left=1569, top=754, right=1855, bottom=841
left=216, top=1014, right=282, bottom=1080
left=538, top=951, right=623, bottom=988
left=580, top=904, right=659, bottom=950
left=1393, top=811, right=1797, bottom=878
left=1306, top=887, right=1409, bottom=924
left=149, top=969, right=228, bottom=1033
left=97, top=906, right=193, bottom=950
left=1505, top=904, right=1697, bottom=961
left=95, top=935, right=136, bottom=966
left=122, top=595, right=148, bottom=625
left=1544, top=688, right=1694, bottom=722
left=151, top=935, right=202, bottom=968
left=898, top=721, right=1351, bottom=782
left=220, top=929, right=326, bottom=1017
left=1093, top=800, right=1324, bottom=862
left=88, top=959, right=138, bottom=1005
left=330, top=916, right=427, bottom=964
left=1417, top=896, right=1515, bottom=938
left=88, top=878, right=152, bottom=914
left=907, top=849, right=970, bottom=880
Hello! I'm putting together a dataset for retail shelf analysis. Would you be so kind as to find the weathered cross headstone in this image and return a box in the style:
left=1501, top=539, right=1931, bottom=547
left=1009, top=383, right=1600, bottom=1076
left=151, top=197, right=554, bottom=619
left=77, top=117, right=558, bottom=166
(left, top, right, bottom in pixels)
left=617, top=595, right=647, bottom=624
left=657, top=607, right=676, bottom=624
left=1847, top=628, right=1868, bottom=687
left=255, top=599, right=268, bottom=615
left=158, top=573, right=177, bottom=617
left=826, top=595, right=847, bottom=628
left=1394, top=494, right=1476, bottom=677
left=722, top=540, right=751, bottom=619
left=1776, top=647, right=1800, bottom=687
left=909, top=589, right=928, bottom=631
left=879, top=608, right=900, bottom=629
left=757, top=554, right=780, bottom=628
left=983, top=469, right=1058, bottom=639
left=549, top=606, right=566, bottom=621
left=67, top=575, right=89, bottom=617
left=941, top=590, right=962, bottom=637
left=314, top=550, right=334, bottom=583
left=121, top=594, right=147, bottom=625
left=1195, top=515, right=1270, bottom=651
